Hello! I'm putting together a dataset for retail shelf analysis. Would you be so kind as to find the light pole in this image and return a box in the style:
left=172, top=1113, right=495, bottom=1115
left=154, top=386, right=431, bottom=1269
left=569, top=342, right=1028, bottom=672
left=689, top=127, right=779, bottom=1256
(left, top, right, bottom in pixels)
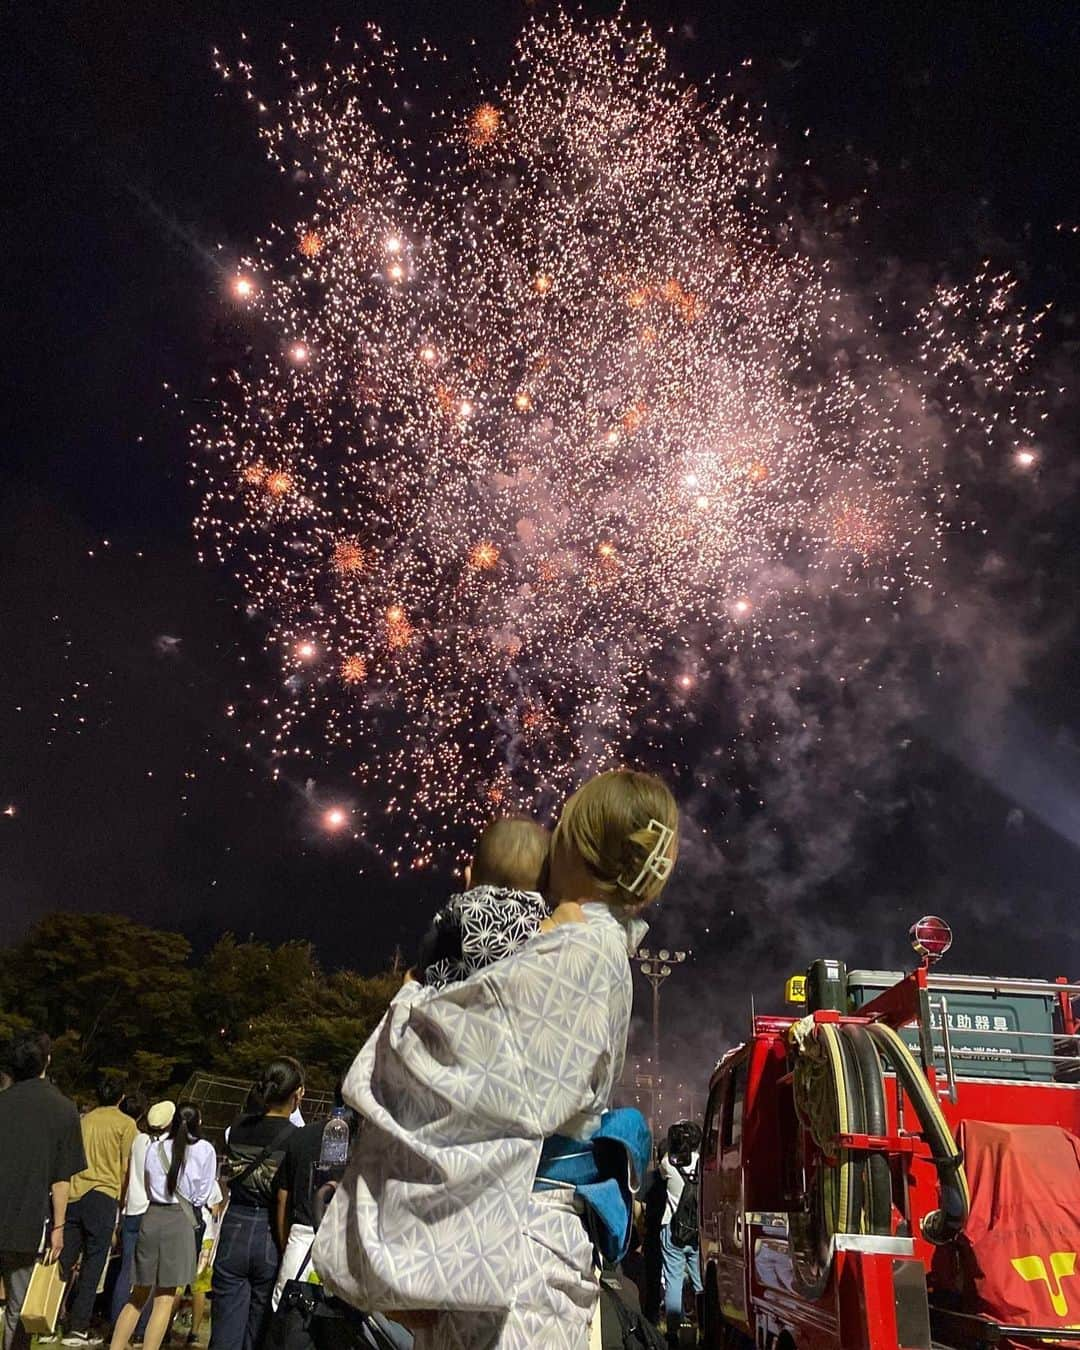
left=633, top=946, right=687, bottom=1137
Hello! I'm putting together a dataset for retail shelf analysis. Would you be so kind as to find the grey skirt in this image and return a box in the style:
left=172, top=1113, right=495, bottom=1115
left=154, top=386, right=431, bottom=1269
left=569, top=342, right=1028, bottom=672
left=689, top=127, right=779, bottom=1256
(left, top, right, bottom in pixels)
left=134, top=1203, right=197, bottom=1289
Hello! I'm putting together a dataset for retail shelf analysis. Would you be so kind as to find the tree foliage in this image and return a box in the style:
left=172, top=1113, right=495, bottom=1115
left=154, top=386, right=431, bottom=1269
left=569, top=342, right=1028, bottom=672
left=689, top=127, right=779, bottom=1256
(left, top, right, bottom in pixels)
left=0, top=913, right=399, bottom=1102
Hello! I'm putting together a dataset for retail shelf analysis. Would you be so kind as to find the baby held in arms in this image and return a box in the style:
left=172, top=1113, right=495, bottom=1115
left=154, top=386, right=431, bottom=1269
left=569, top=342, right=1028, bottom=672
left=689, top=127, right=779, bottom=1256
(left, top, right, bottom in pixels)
left=414, top=816, right=583, bottom=989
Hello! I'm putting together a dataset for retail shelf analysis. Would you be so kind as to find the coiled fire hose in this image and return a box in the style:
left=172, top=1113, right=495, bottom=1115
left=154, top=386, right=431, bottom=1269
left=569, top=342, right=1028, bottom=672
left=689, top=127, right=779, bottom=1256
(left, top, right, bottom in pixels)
left=791, top=1017, right=970, bottom=1254
left=791, top=1019, right=858, bottom=1237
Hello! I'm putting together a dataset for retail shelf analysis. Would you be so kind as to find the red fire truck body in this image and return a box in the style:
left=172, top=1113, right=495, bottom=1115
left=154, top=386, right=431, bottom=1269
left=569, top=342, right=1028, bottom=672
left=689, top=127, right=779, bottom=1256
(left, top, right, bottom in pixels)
left=698, top=947, right=1080, bottom=1350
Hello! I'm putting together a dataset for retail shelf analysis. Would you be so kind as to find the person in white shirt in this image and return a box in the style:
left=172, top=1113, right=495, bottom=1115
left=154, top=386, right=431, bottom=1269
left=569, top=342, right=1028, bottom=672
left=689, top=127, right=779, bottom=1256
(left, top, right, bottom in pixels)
left=659, top=1121, right=703, bottom=1340
left=109, top=1099, right=175, bottom=1338
left=108, top=1103, right=216, bottom=1350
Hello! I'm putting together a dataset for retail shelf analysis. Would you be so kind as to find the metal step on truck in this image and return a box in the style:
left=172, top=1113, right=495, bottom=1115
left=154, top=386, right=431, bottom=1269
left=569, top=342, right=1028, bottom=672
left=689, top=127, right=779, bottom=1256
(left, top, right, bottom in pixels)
left=698, top=917, right=1080, bottom=1350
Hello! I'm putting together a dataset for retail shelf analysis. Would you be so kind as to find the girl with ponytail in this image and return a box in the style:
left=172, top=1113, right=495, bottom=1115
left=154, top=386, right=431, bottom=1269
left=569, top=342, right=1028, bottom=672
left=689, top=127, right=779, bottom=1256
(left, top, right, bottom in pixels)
left=109, top=1103, right=215, bottom=1350
left=210, top=1057, right=304, bottom=1350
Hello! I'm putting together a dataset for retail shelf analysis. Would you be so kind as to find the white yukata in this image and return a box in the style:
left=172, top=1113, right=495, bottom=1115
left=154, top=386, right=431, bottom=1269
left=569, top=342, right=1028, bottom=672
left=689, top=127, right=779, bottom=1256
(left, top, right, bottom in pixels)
left=312, top=902, right=639, bottom=1350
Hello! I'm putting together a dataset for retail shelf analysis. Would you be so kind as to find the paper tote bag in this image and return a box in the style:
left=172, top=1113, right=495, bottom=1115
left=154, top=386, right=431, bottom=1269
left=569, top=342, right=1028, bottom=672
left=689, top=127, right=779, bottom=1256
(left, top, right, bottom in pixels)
left=20, top=1260, right=67, bottom=1334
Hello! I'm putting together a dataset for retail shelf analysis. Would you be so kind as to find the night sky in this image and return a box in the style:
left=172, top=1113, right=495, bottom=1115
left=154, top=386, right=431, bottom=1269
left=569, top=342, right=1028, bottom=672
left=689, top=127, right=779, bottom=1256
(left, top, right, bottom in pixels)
left=4, top=2, right=1080, bottom=1071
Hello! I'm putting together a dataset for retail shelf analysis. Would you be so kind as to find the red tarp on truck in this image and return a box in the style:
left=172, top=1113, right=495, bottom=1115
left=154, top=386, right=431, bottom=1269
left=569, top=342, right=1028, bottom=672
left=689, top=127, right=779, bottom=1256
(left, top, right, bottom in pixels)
left=955, top=1119, right=1080, bottom=1343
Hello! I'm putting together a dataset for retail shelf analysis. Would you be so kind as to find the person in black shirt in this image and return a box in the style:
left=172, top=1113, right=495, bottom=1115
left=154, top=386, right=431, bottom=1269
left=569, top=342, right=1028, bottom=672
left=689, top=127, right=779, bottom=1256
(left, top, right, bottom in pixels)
left=0, top=1030, right=87, bottom=1349
left=209, top=1058, right=303, bottom=1350
left=270, top=1120, right=323, bottom=1312
left=270, top=1083, right=358, bottom=1315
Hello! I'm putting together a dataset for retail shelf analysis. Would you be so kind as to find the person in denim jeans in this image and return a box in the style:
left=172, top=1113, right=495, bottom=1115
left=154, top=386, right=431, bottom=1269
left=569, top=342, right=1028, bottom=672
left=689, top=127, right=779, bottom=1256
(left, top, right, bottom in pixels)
left=659, top=1123, right=703, bottom=1344
left=209, top=1059, right=302, bottom=1350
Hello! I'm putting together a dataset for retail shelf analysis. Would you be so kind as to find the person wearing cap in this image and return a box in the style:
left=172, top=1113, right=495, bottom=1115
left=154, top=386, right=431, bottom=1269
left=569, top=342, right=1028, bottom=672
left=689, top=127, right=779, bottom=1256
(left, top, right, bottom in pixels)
left=107, top=1100, right=175, bottom=1342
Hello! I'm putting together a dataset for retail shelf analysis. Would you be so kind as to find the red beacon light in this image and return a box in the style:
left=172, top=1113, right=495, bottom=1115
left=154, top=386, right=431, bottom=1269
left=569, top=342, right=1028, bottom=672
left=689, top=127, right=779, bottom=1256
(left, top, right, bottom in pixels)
left=910, top=914, right=953, bottom=966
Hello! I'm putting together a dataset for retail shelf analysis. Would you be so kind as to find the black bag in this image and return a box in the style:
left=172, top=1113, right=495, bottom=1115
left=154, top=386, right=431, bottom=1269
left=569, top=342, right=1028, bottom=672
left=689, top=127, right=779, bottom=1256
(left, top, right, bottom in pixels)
left=599, top=1282, right=668, bottom=1349
left=265, top=1280, right=405, bottom=1350
left=220, top=1121, right=295, bottom=1204
left=264, top=1244, right=407, bottom=1350
left=668, top=1163, right=699, bottom=1249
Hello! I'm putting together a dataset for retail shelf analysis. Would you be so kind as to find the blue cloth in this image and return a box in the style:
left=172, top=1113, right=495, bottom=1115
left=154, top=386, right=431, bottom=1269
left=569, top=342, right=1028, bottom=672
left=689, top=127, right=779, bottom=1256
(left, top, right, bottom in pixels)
left=534, top=1107, right=651, bottom=1264
left=660, top=1223, right=702, bottom=1321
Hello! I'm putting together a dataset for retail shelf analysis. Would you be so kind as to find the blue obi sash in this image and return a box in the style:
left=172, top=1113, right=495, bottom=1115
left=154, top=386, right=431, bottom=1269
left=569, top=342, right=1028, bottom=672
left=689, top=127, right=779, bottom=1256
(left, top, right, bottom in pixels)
left=533, top=1107, right=652, bottom=1264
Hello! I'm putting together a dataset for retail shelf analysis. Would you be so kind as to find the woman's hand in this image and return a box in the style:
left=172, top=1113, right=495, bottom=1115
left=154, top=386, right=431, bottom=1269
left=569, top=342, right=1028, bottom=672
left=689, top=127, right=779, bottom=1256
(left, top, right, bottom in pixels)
left=44, top=1225, right=64, bottom=1265
left=538, top=901, right=587, bottom=933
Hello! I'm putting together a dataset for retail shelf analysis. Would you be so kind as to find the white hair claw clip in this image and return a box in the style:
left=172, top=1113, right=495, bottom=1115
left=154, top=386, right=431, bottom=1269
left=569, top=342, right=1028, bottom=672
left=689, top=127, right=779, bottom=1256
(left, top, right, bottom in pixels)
left=620, top=818, right=675, bottom=896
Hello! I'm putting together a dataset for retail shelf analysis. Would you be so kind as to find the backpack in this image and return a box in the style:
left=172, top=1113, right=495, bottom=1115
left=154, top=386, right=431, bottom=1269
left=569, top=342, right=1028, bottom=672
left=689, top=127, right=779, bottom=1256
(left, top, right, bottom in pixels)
left=669, top=1162, right=699, bottom=1249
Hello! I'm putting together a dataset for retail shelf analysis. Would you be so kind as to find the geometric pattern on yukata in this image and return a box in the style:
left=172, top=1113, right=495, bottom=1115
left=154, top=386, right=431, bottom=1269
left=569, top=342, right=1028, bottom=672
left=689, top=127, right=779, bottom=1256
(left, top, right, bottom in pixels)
left=424, top=886, right=550, bottom=990
left=312, top=908, right=633, bottom=1338
left=414, top=1189, right=597, bottom=1350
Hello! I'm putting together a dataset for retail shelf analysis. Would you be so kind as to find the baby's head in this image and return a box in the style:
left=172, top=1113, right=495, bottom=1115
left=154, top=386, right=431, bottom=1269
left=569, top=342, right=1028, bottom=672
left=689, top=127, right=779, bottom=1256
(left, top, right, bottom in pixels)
left=470, top=816, right=550, bottom=894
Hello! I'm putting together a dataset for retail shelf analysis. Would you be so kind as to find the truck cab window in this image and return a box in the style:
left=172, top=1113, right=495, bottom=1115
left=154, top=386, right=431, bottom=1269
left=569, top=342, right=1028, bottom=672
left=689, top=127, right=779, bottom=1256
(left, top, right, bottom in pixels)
left=703, top=1082, right=725, bottom=1168
left=722, top=1060, right=747, bottom=1153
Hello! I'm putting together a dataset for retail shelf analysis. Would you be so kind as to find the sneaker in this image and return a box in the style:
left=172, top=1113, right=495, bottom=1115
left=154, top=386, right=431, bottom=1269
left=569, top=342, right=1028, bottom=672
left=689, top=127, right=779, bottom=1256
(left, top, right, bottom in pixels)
left=61, top=1334, right=103, bottom=1345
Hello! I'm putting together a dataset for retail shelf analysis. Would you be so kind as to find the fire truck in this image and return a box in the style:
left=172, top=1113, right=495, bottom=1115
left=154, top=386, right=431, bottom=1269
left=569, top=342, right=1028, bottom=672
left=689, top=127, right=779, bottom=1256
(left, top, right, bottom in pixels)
left=698, top=917, right=1080, bottom=1350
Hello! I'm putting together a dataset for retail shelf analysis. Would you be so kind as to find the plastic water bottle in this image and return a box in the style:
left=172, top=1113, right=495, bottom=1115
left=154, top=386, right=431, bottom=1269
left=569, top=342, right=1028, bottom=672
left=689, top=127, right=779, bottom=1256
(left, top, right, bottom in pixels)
left=318, top=1106, right=350, bottom=1170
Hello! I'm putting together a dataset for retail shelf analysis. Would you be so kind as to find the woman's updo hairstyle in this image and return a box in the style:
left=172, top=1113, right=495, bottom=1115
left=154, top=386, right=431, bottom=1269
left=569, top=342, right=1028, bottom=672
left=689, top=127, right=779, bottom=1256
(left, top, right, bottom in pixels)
left=244, top=1056, right=304, bottom=1116
left=555, top=769, right=678, bottom=908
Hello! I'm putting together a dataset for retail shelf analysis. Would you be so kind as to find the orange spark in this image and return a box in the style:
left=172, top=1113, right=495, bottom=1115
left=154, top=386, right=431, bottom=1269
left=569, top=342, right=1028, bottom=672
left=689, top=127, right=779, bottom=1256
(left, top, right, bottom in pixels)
left=331, top=539, right=367, bottom=574
left=298, top=231, right=324, bottom=258
left=468, top=103, right=502, bottom=148
left=469, top=540, right=500, bottom=570
left=513, top=390, right=533, bottom=412
left=265, top=470, right=293, bottom=497
left=386, top=606, right=413, bottom=648
left=340, top=654, right=368, bottom=684
left=533, top=272, right=553, bottom=294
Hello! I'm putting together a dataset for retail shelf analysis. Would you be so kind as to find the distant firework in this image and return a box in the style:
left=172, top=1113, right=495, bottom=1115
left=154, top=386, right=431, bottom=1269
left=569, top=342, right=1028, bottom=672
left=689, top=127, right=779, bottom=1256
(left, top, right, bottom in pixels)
left=194, top=14, right=1044, bottom=857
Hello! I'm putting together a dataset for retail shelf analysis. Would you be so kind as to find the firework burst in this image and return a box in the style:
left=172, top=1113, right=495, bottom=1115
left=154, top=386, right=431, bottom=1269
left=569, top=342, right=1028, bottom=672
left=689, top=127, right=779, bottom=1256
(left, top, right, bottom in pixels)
left=194, top=14, right=1043, bottom=856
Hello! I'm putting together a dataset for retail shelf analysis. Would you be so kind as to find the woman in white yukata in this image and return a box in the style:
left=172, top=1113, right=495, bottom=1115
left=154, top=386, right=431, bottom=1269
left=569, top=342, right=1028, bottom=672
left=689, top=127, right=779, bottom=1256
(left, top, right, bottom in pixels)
left=313, top=768, right=679, bottom=1350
